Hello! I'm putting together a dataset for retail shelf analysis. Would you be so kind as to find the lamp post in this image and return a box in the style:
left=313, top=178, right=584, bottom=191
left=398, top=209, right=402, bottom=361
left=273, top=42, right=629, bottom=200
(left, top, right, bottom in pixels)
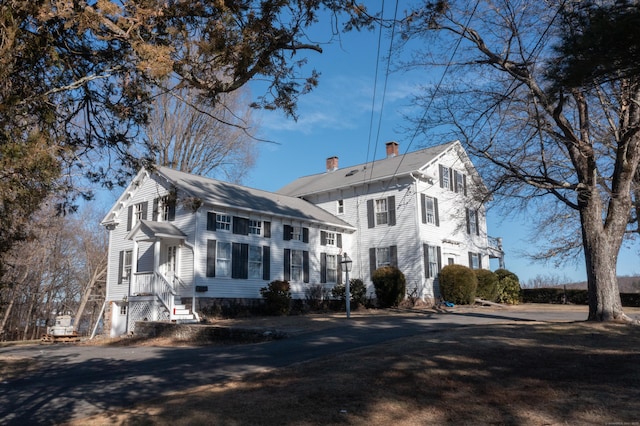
left=341, top=253, right=353, bottom=318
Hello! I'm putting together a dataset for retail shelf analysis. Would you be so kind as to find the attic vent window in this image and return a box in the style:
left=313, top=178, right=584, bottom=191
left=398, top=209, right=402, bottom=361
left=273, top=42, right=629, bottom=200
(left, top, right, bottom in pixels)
left=345, top=169, right=359, bottom=177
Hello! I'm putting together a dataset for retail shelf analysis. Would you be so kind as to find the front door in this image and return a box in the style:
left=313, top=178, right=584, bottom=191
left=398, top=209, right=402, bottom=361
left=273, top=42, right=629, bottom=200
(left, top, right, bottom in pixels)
left=164, top=245, right=178, bottom=285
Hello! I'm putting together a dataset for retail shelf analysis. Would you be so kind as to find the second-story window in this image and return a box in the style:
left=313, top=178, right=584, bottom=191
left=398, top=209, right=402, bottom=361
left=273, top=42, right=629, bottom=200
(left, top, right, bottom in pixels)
left=375, top=198, right=388, bottom=225
left=440, top=165, right=451, bottom=190
left=325, top=231, right=336, bottom=246
left=292, top=226, right=302, bottom=241
left=455, top=170, right=466, bottom=194
left=425, top=196, right=437, bottom=225
left=249, top=220, right=262, bottom=235
left=337, top=199, right=344, bottom=214
left=467, top=208, right=479, bottom=236
left=217, top=214, right=231, bottom=231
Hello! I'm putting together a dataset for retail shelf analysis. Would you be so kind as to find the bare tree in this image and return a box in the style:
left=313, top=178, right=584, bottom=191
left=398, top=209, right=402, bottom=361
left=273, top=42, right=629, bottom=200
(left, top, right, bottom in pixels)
left=145, top=87, right=258, bottom=182
left=0, top=201, right=107, bottom=341
left=396, top=1, right=640, bottom=322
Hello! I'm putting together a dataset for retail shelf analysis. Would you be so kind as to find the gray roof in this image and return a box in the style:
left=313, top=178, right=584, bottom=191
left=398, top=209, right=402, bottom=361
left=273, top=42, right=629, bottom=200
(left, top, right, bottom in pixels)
left=126, top=220, right=187, bottom=242
left=277, top=142, right=457, bottom=197
left=156, top=166, right=355, bottom=231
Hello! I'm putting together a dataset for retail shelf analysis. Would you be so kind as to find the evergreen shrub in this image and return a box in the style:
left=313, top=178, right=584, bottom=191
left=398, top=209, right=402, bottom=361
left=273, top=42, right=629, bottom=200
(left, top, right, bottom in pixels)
left=372, top=266, right=406, bottom=308
left=475, top=269, right=499, bottom=302
left=331, top=278, right=367, bottom=310
left=260, top=280, right=292, bottom=315
left=495, top=268, right=521, bottom=304
left=439, top=264, right=477, bottom=305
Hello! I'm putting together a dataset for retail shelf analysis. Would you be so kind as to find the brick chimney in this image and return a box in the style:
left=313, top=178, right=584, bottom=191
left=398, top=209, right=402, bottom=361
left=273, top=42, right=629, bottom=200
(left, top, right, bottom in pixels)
left=326, top=156, right=339, bottom=172
left=386, top=141, right=399, bottom=158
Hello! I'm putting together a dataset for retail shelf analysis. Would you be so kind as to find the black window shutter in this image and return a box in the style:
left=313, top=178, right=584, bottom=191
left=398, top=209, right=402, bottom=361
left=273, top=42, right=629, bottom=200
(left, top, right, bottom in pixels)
left=127, top=205, right=133, bottom=231
left=303, top=251, right=309, bottom=283
left=337, top=233, right=342, bottom=248
left=231, top=243, right=248, bottom=279
left=118, top=251, right=124, bottom=283
left=466, top=208, right=471, bottom=234
left=320, top=231, right=327, bottom=246
left=367, top=199, right=375, bottom=228
left=390, top=245, right=398, bottom=266
left=233, top=217, right=249, bottom=235
left=475, top=211, right=480, bottom=236
left=437, top=246, right=442, bottom=274
left=439, top=165, right=445, bottom=189
left=434, top=198, right=440, bottom=226
left=387, top=196, right=396, bottom=226
left=449, top=168, right=454, bottom=190
left=463, top=174, right=467, bottom=196
left=337, top=254, right=343, bottom=285
left=284, top=249, right=291, bottom=281
left=206, top=240, right=216, bottom=277
left=320, top=253, right=327, bottom=283
left=468, top=252, right=474, bottom=269
left=152, top=198, right=159, bottom=221
left=478, top=252, right=482, bottom=269
left=262, top=246, right=271, bottom=280
left=141, top=201, right=148, bottom=220
left=423, top=244, right=430, bottom=278
left=369, top=247, right=377, bottom=277
left=454, top=172, right=459, bottom=193
left=302, top=227, right=309, bottom=243
left=264, top=221, right=271, bottom=238
left=207, top=212, right=216, bottom=231
left=168, top=200, right=176, bottom=221
left=283, top=225, right=292, bottom=241
left=421, top=193, right=427, bottom=224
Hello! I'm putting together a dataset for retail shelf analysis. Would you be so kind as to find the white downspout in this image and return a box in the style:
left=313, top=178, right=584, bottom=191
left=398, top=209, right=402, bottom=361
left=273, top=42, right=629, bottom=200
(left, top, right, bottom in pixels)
left=410, top=172, right=426, bottom=300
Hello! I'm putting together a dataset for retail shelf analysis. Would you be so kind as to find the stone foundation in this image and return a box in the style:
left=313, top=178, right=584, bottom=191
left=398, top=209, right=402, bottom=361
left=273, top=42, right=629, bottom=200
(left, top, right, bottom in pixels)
left=134, top=321, right=287, bottom=343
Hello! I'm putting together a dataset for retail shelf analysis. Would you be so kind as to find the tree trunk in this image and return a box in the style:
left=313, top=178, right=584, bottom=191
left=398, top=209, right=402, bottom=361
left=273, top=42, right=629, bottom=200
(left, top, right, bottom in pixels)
left=580, top=199, right=632, bottom=322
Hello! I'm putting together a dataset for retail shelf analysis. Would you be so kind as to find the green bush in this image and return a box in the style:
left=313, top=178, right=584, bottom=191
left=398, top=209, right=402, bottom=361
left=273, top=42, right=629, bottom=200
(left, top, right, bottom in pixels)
left=260, top=280, right=292, bottom=315
left=331, top=278, right=367, bottom=310
left=372, top=266, right=406, bottom=308
left=474, top=269, right=499, bottom=302
left=495, top=268, right=521, bottom=304
left=439, top=264, right=477, bottom=305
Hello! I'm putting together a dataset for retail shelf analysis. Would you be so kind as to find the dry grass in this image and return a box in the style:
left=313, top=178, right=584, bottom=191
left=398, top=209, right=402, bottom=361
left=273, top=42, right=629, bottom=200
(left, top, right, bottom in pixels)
left=65, top=308, right=640, bottom=426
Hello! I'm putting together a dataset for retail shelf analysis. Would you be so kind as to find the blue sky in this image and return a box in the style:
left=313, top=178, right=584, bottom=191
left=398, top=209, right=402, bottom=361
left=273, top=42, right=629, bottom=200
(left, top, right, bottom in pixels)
left=242, top=9, right=640, bottom=285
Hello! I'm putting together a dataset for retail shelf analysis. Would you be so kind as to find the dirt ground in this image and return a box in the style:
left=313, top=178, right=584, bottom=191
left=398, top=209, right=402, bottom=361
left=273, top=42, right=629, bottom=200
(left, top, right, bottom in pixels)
left=61, top=304, right=640, bottom=426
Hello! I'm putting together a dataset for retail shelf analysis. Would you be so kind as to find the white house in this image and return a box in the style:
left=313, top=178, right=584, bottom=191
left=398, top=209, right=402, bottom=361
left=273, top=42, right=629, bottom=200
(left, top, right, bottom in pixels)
left=278, top=140, right=504, bottom=300
left=101, top=140, right=503, bottom=336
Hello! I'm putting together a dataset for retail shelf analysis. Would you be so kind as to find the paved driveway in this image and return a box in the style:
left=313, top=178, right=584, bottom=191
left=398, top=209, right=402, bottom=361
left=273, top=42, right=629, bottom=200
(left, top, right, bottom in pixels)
left=0, top=305, right=628, bottom=425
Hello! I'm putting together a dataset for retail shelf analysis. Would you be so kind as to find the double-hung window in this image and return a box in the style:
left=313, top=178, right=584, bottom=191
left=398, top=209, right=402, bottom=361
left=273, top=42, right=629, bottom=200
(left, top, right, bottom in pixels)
left=376, top=247, right=391, bottom=268
left=122, top=250, right=132, bottom=283
left=216, top=242, right=231, bottom=277
left=291, top=250, right=303, bottom=282
left=375, top=199, right=388, bottom=225
left=467, top=208, right=479, bottom=236
left=326, top=254, right=337, bottom=283
left=469, top=252, right=481, bottom=269
left=248, top=245, right=263, bottom=279
left=291, top=226, right=302, bottom=241
left=428, top=245, right=438, bottom=278
left=440, top=165, right=451, bottom=190
left=425, top=196, right=436, bottom=225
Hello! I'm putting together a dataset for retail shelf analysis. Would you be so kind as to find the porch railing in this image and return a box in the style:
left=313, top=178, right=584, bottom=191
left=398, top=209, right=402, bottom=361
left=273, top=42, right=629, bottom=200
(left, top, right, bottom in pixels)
left=131, top=272, right=177, bottom=315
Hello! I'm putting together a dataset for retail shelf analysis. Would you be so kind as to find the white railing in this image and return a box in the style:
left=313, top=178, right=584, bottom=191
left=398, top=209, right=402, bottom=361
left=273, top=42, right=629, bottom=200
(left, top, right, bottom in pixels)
left=154, top=272, right=176, bottom=313
left=131, top=272, right=178, bottom=318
